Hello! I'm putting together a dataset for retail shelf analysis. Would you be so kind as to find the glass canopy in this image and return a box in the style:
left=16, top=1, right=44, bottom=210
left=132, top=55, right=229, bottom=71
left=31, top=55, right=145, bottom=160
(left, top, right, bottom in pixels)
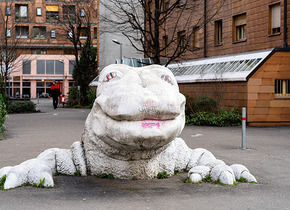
left=167, top=49, right=273, bottom=83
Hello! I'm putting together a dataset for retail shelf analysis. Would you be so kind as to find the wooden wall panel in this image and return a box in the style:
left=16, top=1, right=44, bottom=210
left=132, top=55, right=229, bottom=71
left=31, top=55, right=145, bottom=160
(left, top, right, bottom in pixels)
left=248, top=51, right=290, bottom=126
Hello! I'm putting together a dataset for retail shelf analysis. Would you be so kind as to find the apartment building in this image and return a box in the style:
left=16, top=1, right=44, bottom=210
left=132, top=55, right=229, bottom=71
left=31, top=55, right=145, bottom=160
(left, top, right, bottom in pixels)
left=152, top=0, right=290, bottom=125
left=0, top=0, right=99, bottom=98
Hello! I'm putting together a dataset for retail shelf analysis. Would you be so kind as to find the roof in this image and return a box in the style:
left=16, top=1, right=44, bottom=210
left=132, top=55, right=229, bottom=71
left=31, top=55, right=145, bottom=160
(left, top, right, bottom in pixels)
left=167, top=49, right=274, bottom=83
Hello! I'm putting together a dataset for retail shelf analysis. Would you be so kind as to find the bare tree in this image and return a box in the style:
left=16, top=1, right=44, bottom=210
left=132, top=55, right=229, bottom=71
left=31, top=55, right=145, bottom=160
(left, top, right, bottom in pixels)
left=0, top=1, right=33, bottom=97
left=57, top=0, right=98, bottom=105
left=0, top=1, right=17, bottom=96
left=101, top=0, right=224, bottom=65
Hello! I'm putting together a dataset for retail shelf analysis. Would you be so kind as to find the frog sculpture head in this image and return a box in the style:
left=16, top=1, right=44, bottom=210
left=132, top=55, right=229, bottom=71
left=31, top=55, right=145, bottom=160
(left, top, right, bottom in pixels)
left=82, top=64, right=186, bottom=161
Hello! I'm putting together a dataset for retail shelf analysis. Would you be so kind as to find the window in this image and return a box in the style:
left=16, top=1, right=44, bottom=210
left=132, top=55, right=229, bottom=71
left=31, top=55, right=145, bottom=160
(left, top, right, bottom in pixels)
left=46, top=60, right=54, bottom=74
left=63, top=5, right=76, bottom=21
left=64, top=49, right=75, bottom=55
left=37, top=60, right=45, bottom=74
left=16, top=26, right=29, bottom=38
left=5, top=6, right=11, bottom=15
left=36, top=60, right=65, bottom=75
left=161, top=0, right=169, bottom=11
left=22, top=60, right=31, bottom=74
left=68, top=30, right=73, bottom=39
left=55, top=60, right=64, bottom=74
left=33, top=50, right=46, bottom=54
left=79, top=27, right=88, bottom=39
left=94, top=27, right=98, bottom=40
left=69, top=60, right=76, bottom=75
left=36, top=7, right=42, bottom=16
left=215, top=20, right=222, bottom=45
left=192, top=27, right=200, bottom=49
left=233, top=13, right=246, bottom=42
left=33, top=26, right=46, bottom=39
left=15, top=5, right=28, bottom=18
left=80, top=8, right=85, bottom=17
left=162, top=35, right=168, bottom=55
left=51, top=30, right=56, bottom=38
left=269, top=3, right=281, bottom=35
left=22, top=81, right=31, bottom=87
left=46, top=5, right=59, bottom=22
left=7, top=29, right=11, bottom=37
left=178, top=30, right=186, bottom=52
left=275, top=79, right=290, bottom=97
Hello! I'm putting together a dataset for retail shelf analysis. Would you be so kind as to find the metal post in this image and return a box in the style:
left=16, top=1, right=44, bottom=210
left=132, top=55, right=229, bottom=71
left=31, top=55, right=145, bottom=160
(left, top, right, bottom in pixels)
left=63, top=72, right=65, bottom=96
left=242, top=107, right=246, bottom=150
left=37, top=93, right=39, bottom=104
left=120, top=44, right=123, bottom=64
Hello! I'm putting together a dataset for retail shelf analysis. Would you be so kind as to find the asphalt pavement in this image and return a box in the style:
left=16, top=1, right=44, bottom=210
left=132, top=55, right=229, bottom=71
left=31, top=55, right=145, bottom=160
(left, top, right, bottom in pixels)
left=0, top=98, right=289, bottom=210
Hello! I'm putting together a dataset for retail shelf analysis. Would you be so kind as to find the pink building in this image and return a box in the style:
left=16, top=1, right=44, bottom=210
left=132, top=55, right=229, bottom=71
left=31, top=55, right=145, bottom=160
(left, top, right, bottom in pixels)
left=9, top=54, right=75, bottom=98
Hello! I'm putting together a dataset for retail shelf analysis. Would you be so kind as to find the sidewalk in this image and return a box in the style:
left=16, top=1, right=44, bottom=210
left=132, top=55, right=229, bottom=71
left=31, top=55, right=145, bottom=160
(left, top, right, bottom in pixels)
left=0, top=99, right=289, bottom=209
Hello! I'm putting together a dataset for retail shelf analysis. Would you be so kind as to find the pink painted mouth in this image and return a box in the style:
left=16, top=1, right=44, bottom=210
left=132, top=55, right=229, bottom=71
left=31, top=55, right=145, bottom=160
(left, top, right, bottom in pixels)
left=141, top=119, right=166, bottom=129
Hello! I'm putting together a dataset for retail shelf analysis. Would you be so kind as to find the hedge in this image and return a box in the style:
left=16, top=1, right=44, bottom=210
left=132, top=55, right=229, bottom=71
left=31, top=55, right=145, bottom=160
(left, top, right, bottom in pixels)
left=0, top=94, right=8, bottom=135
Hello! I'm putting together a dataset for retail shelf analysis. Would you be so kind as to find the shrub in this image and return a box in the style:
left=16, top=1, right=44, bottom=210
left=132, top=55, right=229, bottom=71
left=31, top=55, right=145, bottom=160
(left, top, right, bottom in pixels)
left=67, top=86, right=96, bottom=108
left=193, top=96, right=218, bottom=113
left=0, top=175, right=6, bottom=190
left=7, top=100, right=37, bottom=114
left=184, top=94, right=195, bottom=115
left=96, top=173, right=114, bottom=179
left=0, top=94, right=8, bottom=135
left=156, top=171, right=169, bottom=179
left=87, top=89, right=96, bottom=109
left=186, top=108, right=242, bottom=127
left=67, top=86, right=79, bottom=108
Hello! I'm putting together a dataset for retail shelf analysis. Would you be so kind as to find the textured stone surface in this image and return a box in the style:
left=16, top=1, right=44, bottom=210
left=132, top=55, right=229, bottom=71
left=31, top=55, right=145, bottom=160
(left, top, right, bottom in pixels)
left=71, top=141, right=87, bottom=176
left=55, top=149, right=76, bottom=175
left=188, top=166, right=211, bottom=182
left=0, top=64, right=257, bottom=189
left=231, top=164, right=257, bottom=182
left=4, top=165, right=29, bottom=189
left=82, top=64, right=186, bottom=178
left=210, top=164, right=236, bottom=185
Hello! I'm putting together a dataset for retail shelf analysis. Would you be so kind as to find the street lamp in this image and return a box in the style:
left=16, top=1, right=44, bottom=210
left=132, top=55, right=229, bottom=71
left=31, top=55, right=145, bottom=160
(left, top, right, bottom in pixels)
left=112, top=39, right=123, bottom=64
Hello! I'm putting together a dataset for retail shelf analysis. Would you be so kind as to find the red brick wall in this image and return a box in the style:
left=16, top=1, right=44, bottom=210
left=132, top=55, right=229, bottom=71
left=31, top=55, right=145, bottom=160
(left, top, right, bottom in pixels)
left=178, top=81, right=247, bottom=112
left=162, top=0, right=288, bottom=62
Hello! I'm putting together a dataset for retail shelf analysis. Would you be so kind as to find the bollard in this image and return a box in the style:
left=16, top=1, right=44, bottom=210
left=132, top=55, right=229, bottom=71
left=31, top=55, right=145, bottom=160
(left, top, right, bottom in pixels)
left=241, top=107, right=246, bottom=150
left=37, top=93, right=39, bottom=104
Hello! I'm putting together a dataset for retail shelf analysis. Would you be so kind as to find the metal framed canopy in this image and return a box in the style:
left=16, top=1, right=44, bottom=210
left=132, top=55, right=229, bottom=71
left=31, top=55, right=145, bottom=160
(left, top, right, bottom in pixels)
left=168, top=49, right=274, bottom=83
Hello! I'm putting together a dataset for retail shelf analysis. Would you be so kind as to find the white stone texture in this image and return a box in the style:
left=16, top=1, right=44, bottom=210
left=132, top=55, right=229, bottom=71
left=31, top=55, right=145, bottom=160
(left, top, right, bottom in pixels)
left=55, top=149, right=77, bottom=175
left=71, top=141, right=87, bottom=176
left=0, top=166, right=12, bottom=179
left=231, top=164, right=257, bottom=182
left=82, top=64, right=187, bottom=178
left=20, top=158, right=54, bottom=187
left=210, top=164, right=236, bottom=185
left=4, top=165, right=29, bottom=189
left=188, top=166, right=211, bottom=182
left=36, top=148, right=59, bottom=174
left=187, top=148, right=217, bottom=170
left=0, top=64, right=257, bottom=188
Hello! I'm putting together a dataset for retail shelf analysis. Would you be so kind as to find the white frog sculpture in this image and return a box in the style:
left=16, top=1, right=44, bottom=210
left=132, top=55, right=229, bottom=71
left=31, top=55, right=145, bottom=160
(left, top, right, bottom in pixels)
left=0, top=64, right=256, bottom=189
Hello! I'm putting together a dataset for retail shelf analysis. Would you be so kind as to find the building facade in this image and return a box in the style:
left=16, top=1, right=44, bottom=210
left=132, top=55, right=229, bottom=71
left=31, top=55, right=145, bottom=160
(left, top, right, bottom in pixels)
left=153, top=0, right=290, bottom=125
left=0, top=0, right=99, bottom=98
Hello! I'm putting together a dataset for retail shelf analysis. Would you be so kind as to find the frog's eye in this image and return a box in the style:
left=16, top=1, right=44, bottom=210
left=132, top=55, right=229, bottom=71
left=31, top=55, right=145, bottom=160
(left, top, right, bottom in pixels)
left=161, top=74, right=174, bottom=85
left=105, top=72, right=118, bottom=82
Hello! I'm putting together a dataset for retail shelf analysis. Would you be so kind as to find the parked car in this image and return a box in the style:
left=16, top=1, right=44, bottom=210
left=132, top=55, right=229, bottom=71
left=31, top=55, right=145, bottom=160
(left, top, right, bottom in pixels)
left=39, top=93, right=50, bottom=98
left=22, top=94, right=30, bottom=98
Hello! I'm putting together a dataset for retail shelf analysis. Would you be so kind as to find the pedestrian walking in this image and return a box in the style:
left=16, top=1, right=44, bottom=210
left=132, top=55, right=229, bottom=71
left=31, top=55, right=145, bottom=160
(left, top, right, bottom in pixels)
left=50, top=81, right=60, bottom=109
